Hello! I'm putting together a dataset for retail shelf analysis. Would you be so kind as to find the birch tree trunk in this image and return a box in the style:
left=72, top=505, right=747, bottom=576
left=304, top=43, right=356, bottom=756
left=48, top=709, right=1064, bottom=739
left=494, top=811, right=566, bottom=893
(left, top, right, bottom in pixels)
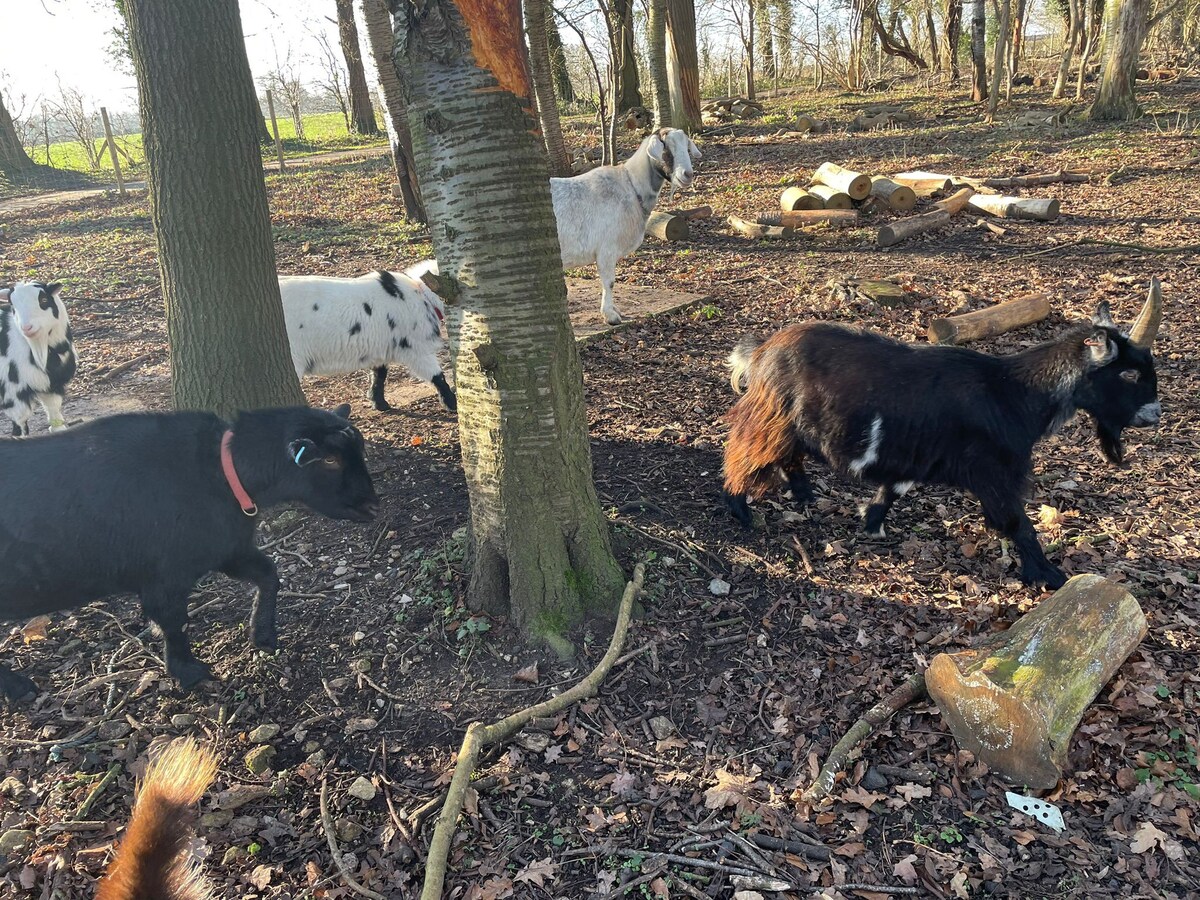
left=525, top=0, right=572, bottom=175
left=666, top=0, right=703, bottom=130
left=124, top=0, right=305, bottom=416
left=970, top=0, right=988, bottom=100
left=391, top=0, right=626, bottom=650
left=359, top=0, right=426, bottom=222
left=647, top=0, right=673, bottom=127
left=0, top=91, right=33, bottom=170
left=1090, top=0, right=1150, bottom=119
left=336, top=0, right=382, bottom=135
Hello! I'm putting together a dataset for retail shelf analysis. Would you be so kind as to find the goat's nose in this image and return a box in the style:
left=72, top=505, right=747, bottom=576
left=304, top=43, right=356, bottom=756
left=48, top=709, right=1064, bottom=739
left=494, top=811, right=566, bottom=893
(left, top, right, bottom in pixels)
left=21, top=324, right=36, bottom=336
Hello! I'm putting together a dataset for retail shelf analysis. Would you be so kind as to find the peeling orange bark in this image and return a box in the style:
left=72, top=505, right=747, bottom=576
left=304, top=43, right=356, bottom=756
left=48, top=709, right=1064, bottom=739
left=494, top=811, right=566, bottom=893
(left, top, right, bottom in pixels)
left=456, top=0, right=531, bottom=100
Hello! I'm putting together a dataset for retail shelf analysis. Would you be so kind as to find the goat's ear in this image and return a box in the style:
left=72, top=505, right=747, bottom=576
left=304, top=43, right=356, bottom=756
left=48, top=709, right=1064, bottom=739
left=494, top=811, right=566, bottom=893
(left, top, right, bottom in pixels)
left=646, top=133, right=667, bottom=163
left=0, top=287, right=11, bottom=304
left=1083, top=328, right=1117, bottom=366
left=1091, top=301, right=1116, bottom=328
left=332, top=403, right=352, bottom=420
left=45, top=282, right=63, bottom=296
left=687, top=138, right=702, bottom=160
left=288, top=438, right=320, bottom=466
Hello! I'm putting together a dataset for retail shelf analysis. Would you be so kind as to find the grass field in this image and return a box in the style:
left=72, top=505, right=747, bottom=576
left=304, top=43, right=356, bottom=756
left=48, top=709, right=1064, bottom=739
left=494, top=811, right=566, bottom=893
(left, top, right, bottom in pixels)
left=23, top=110, right=388, bottom=177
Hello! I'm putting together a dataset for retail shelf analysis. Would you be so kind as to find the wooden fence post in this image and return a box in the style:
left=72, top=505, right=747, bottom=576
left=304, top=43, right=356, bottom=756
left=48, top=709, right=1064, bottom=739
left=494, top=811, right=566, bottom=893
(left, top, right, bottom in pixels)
left=266, top=90, right=286, bottom=173
left=100, top=107, right=126, bottom=197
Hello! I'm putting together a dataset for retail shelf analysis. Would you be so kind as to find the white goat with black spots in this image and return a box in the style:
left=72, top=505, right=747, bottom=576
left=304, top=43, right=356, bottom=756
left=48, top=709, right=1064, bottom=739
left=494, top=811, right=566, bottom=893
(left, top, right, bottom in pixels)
left=411, top=128, right=702, bottom=326
left=0, top=281, right=77, bottom=437
left=280, top=270, right=455, bottom=413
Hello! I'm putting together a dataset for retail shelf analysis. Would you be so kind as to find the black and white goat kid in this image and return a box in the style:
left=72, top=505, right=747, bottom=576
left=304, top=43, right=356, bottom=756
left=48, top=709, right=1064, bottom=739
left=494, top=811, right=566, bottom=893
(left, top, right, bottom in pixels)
left=722, top=280, right=1163, bottom=588
left=0, top=281, right=77, bottom=436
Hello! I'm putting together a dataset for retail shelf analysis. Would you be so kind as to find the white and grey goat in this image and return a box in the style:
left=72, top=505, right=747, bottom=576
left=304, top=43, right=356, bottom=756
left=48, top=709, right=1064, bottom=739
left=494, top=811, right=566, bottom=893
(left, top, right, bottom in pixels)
left=413, top=128, right=701, bottom=326
left=0, top=281, right=77, bottom=437
left=279, top=270, right=455, bottom=413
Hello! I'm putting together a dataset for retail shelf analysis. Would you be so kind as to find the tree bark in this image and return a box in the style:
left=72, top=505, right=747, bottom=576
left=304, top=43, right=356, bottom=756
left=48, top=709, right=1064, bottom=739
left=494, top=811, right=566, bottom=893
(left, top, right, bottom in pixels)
left=391, top=0, right=626, bottom=650
left=525, top=0, right=572, bottom=176
left=970, top=0, right=988, bottom=100
left=0, top=90, right=33, bottom=170
left=647, top=0, right=672, bottom=128
left=545, top=6, right=575, bottom=103
left=1055, top=0, right=1082, bottom=98
left=665, top=0, right=702, bottom=130
left=987, top=0, right=1012, bottom=117
left=945, top=0, right=962, bottom=82
left=926, top=574, right=1146, bottom=788
left=1009, top=0, right=1027, bottom=79
left=336, top=0, right=381, bottom=135
left=612, top=0, right=643, bottom=111
left=926, top=2, right=941, bottom=72
left=359, top=0, right=426, bottom=223
left=1090, top=0, right=1151, bottom=119
left=124, top=0, right=305, bottom=416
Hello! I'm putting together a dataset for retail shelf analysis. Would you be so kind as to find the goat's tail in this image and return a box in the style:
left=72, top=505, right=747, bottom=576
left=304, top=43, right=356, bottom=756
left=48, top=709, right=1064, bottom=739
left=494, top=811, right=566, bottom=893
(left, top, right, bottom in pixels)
left=95, top=740, right=218, bottom=900
left=723, top=374, right=795, bottom=501
left=728, top=335, right=764, bottom=394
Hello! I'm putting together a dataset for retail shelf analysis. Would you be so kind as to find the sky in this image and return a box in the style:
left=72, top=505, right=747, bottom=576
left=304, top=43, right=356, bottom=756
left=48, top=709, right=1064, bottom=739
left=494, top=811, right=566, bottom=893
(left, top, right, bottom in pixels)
left=1, top=0, right=349, bottom=115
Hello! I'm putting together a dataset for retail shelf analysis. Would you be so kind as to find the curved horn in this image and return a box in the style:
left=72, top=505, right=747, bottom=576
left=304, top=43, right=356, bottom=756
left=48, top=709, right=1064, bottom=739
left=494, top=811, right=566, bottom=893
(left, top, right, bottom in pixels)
left=1128, top=277, right=1162, bottom=349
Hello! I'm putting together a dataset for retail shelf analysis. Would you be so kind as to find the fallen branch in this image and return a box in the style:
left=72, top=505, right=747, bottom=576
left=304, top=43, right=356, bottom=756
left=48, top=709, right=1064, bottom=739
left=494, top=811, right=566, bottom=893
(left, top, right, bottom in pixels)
left=728, top=214, right=794, bottom=240
left=981, top=169, right=1088, bottom=188
left=802, top=672, right=928, bottom=802
left=93, top=352, right=152, bottom=384
left=419, top=565, right=646, bottom=900
left=1015, top=239, right=1200, bottom=259
left=669, top=205, right=713, bottom=220
left=320, top=777, right=386, bottom=900
left=876, top=210, right=950, bottom=248
left=75, top=763, right=122, bottom=819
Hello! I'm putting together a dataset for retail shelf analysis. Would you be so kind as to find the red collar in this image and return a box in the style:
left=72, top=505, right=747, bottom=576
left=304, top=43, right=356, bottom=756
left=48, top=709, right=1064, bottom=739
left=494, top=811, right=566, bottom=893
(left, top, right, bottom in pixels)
left=221, top=430, right=257, bottom=516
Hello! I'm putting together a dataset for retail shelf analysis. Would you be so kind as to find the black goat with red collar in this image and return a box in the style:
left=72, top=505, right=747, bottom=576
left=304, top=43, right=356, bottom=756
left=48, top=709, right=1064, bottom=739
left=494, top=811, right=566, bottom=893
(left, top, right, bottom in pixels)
left=0, top=404, right=378, bottom=702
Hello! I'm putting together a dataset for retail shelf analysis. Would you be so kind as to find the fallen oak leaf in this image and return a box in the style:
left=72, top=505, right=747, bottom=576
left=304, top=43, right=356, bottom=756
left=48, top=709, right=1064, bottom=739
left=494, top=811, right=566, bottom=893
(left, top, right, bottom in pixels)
left=514, top=857, right=558, bottom=887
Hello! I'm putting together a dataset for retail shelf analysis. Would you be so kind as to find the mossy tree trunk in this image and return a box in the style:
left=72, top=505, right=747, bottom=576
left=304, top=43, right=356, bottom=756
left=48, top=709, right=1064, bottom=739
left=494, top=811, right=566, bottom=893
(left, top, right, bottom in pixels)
left=124, top=0, right=305, bottom=416
left=545, top=8, right=576, bottom=103
left=647, top=0, right=673, bottom=128
left=1090, top=0, right=1150, bottom=119
left=0, top=91, right=33, bottom=170
left=666, top=0, right=702, bottom=130
left=391, top=0, right=626, bottom=653
left=945, top=0, right=962, bottom=82
left=336, top=0, right=382, bottom=135
left=524, top=0, right=572, bottom=176
left=613, top=0, right=644, bottom=111
left=359, top=0, right=426, bottom=222
left=987, top=0, right=1011, bottom=117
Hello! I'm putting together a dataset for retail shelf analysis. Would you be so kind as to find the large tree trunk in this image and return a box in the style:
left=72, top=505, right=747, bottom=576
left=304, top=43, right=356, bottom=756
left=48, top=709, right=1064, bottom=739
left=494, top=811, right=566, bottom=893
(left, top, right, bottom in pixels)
left=613, top=0, right=643, bottom=111
left=0, top=91, right=33, bottom=170
left=525, top=0, right=572, bottom=176
left=545, top=7, right=575, bottom=103
left=1090, top=0, right=1150, bottom=119
left=746, top=0, right=757, bottom=100
left=1008, top=0, right=1027, bottom=79
left=987, top=0, right=1012, bottom=117
left=666, top=0, right=702, bottom=130
left=1075, top=0, right=1101, bottom=100
left=945, top=0, right=962, bottom=81
left=970, top=0, right=988, bottom=100
left=359, top=0, right=426, bottom=223
left=336, top=0, right=382, bottom=135
left=124, top=0, right=304, bottom=416
left=925, top=2, right=941, bottom=72
left=1055, top=0, right=1082, bottom=98
left=391, top=0, right=626, bottom=650
left=647, top=0, right=672, bottom=127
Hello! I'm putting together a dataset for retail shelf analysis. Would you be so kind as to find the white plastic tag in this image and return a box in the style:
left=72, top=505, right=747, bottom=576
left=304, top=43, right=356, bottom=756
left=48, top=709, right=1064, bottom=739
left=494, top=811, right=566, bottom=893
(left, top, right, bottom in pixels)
left=1005, top=791, right=1065, bottom=833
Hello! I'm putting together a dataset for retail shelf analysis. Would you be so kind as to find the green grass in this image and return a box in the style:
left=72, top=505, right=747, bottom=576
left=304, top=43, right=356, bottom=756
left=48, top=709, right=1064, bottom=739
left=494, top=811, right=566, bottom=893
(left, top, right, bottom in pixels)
left=23, top=111, right=388, bottom=177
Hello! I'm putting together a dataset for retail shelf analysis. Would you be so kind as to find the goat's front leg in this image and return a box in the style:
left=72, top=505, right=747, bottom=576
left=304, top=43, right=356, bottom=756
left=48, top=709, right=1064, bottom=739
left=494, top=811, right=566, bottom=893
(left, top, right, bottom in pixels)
left=38, top=393, right=66, bottom=430
left=978, top=494, right=1066, bottom=589
left=862, top=482, right=909, bottom=537
left=141, top=586, right=213, bottom=690
left=597, top=253, right=622, bottom=325
left=222, top=550, right=282, bottom=651
left=369, top=366, right=392, bottom=411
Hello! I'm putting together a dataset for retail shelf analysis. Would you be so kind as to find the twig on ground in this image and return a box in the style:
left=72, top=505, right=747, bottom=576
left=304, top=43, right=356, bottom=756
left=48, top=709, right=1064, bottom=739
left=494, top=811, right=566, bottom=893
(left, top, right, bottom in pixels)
left=1016, top=239, right=1200, bottom=259
left=93, top=352, right=152, bottom=384
left=803, top=672, right=928, bottom=802
left=617, top=520, right=721, bottom=579
left=320, top=777, right=386, bottom=900
left=419, top=565, right=646, bottom=900
left=75, top=763, right=122, bottom=818
left=837, top=883, right=920, bottom=895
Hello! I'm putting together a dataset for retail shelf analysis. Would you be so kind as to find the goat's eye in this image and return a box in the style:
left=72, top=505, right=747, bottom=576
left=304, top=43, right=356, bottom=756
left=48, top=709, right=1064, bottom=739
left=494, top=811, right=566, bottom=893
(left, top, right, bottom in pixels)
left=323, top=455, right=340, bottom=467
left=1120, top=370, right=1140, bottom=383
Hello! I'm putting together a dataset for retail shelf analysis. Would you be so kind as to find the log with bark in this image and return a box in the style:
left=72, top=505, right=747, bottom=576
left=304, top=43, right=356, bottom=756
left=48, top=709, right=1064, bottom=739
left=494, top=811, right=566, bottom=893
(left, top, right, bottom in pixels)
left=645, top=210, right=689, bottom=241
left=828, top=276, right=908, bottom=306
left=890, top=171, right=955, bottom=195
left=779, top=209, right=859, bottom=228
left=981, top=170, right=1088, bottom=188
left=869, top=176, right=917, bottom=212
left=811, top=162, right=872, bottom=201
left=669, top=205, right=712, bottom=220
left=967, top=195, right=1061, bottom=221
left=794, top=116, right=827, bottom=133
left=930, top=187, right=976, bottom=214
left=807, top=184, right=854, bottom=209
left=1012, top=105, right=1073, bottom=128
left=877, top=210, right=951, bottom=247
left=780, top=187, right=824, bottom=211
left=728, top=214, right=794, bottom=240
left=926, top=574, right=1146, bottom=788
left=927, top=292, right=1050, bottom=344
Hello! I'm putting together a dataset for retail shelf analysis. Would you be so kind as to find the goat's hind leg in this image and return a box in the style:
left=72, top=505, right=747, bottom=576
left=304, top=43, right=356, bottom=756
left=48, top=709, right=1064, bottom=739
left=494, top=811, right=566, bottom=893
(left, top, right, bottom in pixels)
left=141, top=586, right=213, bottom=690
left=369, top=366, right=392, bottom=412
left=222, top=550, right=282, bottom=651
left=862, top=483, right=903, bottom=537
left=597, top=254, right=622, bottom=325
left=781, top=447, right=813, bottom=505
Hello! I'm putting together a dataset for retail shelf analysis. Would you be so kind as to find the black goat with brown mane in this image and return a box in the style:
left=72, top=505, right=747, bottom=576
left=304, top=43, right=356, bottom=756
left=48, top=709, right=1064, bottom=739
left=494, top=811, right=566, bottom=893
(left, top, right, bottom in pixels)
left=722, top=281, right=1163, bottom=587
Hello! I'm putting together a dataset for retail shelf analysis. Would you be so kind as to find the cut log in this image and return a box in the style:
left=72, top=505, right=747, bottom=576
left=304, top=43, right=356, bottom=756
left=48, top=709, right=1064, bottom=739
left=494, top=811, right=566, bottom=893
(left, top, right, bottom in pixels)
left=670, top=205, right=713, bottom=221
left=780, top=187, right=825, bottom=211
left=807, top=184, right=854, bottom=209
left=967, top=195, right=1061, bottom=221
left=869, top=176, right=917, bottom=212
left=981, top=170, right=1088, bottom=189
left=646, top=210, right=689, bottom=241
left=930, top=187, right=976, bottom=215
left=728, top=214, right=794, bottom=240
left=927, top=292, right=1050, bottom=344
left=811, top=163, right=872, bottom=201
left=794, top=116, right=826, bottom=133
left=890, top=171, right=955, bottom=196
left=779, top=209, right=858, bottom=228
left=876, top=210, right=951, bottom=247
left=926, top=574, right=1146, bottom=789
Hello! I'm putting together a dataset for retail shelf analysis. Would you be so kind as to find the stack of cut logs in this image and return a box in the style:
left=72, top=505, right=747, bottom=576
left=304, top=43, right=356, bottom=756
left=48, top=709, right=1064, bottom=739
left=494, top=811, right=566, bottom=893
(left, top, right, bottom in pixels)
left=702, top=97, right=765, bottom=123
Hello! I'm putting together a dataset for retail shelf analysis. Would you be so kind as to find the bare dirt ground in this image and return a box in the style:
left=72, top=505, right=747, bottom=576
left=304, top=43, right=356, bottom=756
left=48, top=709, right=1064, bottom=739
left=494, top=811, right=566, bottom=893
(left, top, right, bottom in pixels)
left=1, top=82, right=1198, bottom=900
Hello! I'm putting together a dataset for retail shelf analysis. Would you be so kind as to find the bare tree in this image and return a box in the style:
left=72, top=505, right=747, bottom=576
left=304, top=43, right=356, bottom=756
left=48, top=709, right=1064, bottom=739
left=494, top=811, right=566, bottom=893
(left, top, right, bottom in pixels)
left=47, top=81, right=101, bottom=170
left=526, top=0, right=573, bottom=174
left=335, top=0, right=381, bottom=135
left=261, top=51, right=308, bottom=140
left=0, top=83, right=34, bottom=170
left=312, top=30, right=352, bottom=131
left=666, top=0, right=703, bottom=129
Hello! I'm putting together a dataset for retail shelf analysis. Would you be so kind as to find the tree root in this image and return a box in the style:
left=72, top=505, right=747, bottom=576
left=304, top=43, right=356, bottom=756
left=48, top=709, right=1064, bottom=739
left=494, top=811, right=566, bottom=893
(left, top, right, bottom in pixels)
left=802, top=672, right=928, bottom=803
left=419, top=563, right=646, bottom=900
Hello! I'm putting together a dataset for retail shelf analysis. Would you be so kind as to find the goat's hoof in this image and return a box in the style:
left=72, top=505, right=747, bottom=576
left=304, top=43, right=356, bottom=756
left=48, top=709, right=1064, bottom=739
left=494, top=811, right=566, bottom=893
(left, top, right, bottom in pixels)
left=372, top=400, right=393, bottom=413
left=1020, top=567, right=1067, bottom=590
left=252, top=628, right=279, bottom=653
left=0, top=671, right=38, bottom=703
left=172, top=659, right=215, bottom=691
left=603, top=311, right=623, bottom=326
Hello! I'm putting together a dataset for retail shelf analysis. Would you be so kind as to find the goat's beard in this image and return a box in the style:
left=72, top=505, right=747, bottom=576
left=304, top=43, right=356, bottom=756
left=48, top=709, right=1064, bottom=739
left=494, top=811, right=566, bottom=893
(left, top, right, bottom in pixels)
left=1095, top=421, right=1125, bottom=465
left=20, top=329, right=51, bottom=370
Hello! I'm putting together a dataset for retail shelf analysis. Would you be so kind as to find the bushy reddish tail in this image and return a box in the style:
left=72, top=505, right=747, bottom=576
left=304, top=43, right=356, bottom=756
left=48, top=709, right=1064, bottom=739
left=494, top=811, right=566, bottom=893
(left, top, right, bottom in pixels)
left=723, top=373, right=795, bottom=500
left=96, top=740, right=218, bottom=900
